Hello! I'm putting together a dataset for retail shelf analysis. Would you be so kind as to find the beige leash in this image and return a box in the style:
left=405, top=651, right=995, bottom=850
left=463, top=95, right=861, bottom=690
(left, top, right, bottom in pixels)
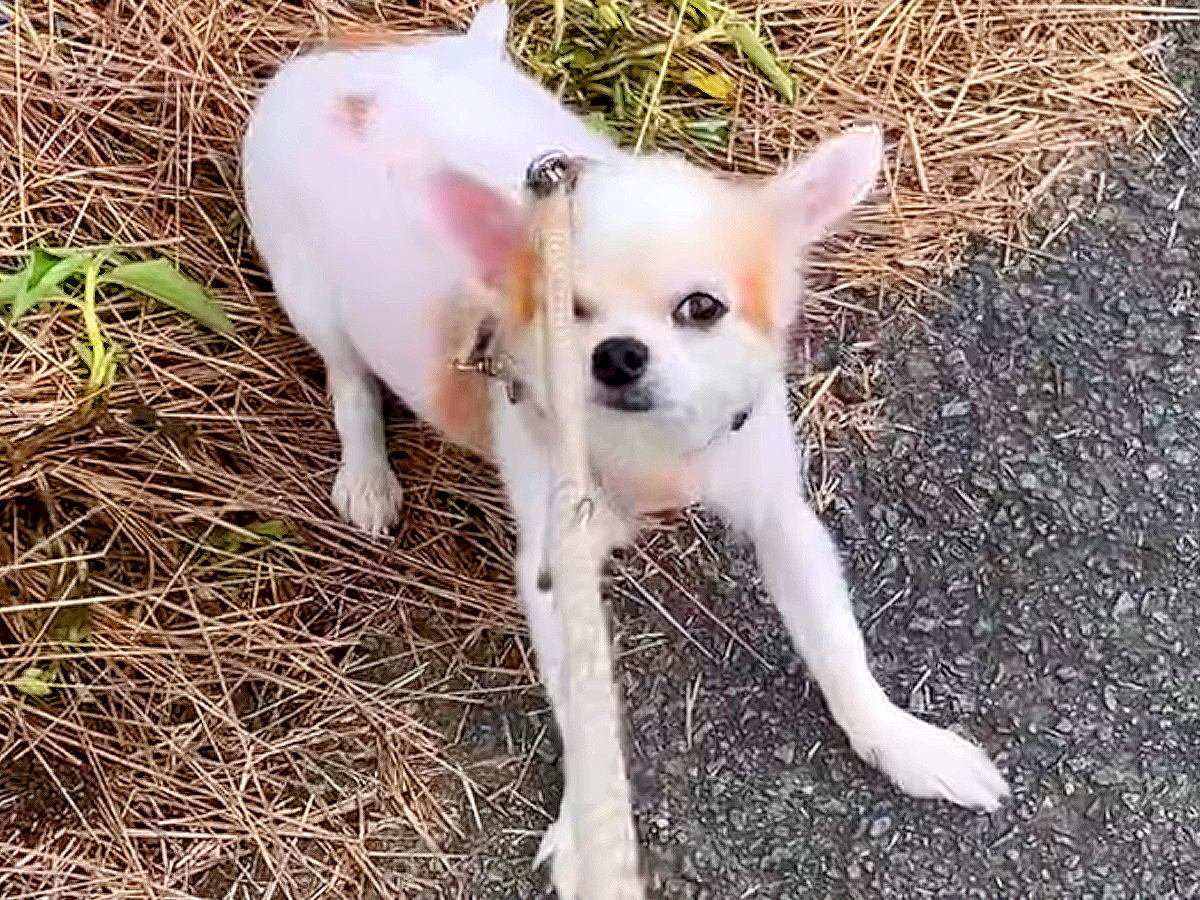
left=524, top=152, right=644, bottom=900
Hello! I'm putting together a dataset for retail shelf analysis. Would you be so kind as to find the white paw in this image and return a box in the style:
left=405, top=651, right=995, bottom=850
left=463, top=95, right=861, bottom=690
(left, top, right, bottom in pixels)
left=331, top=462, right=403, bottom=535
left=534, top=814, right=578, bottom=900
left=851, top=707, right=1009, bottom=812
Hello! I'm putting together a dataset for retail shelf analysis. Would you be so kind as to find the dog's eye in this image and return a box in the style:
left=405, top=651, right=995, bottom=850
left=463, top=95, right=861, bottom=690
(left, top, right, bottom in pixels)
left=673, top=291, right=727, bottom=327
left=573, top=296, right=594, bottom=321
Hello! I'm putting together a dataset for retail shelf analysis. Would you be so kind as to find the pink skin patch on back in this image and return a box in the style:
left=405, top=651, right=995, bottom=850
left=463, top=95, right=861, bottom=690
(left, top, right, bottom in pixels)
left=332, top=93, right=377, bottom=139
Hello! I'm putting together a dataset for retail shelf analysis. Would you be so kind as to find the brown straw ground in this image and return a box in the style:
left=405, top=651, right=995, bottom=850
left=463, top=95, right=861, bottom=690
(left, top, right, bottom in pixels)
left=0, top=0, right=1193, bottom=896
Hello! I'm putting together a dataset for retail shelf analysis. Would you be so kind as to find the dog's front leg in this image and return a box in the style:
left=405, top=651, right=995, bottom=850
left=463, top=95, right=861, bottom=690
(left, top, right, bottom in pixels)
left=493, top=398, right=628, bottom=898
left=703, top=382, right=1008, bottom=811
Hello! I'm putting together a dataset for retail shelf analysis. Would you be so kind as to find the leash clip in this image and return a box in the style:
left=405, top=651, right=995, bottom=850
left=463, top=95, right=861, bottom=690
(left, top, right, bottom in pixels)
left=451, top=314, right=527, bottom=405
left=451, top=352, right=510, bottom=380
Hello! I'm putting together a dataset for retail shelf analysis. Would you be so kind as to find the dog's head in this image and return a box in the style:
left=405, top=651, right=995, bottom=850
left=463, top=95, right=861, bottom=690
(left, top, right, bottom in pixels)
left=432, top=127, right=882, bottom=466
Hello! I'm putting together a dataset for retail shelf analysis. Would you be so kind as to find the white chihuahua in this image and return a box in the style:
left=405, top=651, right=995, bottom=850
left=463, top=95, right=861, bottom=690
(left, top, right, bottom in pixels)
left=242, top=1, right=1007, bottom=892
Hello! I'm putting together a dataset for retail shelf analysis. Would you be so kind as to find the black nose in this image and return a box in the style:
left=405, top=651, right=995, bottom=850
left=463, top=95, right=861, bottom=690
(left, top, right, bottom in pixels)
left=591, top=337, right=649, bottom=388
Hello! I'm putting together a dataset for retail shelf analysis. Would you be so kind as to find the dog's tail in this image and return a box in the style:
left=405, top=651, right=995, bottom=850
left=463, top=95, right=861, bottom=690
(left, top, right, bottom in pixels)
left=466, top=0, right=509, bottom=50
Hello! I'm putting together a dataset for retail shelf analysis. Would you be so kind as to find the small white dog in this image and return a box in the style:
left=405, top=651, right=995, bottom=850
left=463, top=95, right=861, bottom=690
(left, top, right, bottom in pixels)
left=243, top=1, right=1007, bottom=892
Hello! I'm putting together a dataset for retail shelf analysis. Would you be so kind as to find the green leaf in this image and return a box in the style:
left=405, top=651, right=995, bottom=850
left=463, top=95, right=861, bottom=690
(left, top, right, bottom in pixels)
left=28, top=248, right=61, bottom=285
left=686, top=0, right=719, bottom=29
left=101, top=259, right=234, bottom=335
left=63, top=619, right=90, bottom=645
left=0, top=251, right=41, bottom=310
left=564, top=46, right=596, bottom=71
left=727, top=22, right=795, bottom=104
left=52, top=605, right=92, bottom=646
left=246, top=519, right=294, bottom=542
left=684, top=69, right=735, bottom=100
left=594, top=1, right=626, bottom=30
left=0, top=271, right=24, bottom=306
left=11, top=252, right=93, bottom=320
left=683, top=116, right=731, bottom=148
left=209, top=518, right=295, bottom=554
left=14, top=666, right=55, bottom=699
left=585, top=111, right=619, bottom=139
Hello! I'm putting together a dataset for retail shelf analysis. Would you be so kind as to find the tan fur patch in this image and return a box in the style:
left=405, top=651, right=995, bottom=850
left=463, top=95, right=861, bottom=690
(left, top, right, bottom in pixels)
left=433, top=367, right=492, bottom=455
left=739, top=239, right=775, bottom=336
left=430, top=298, right=493, bottom=456
left=606, top=465, right=700, bottom=517
left=427, top=239, right=540, bottom=454
left=333, top=93, right=376, bottom=138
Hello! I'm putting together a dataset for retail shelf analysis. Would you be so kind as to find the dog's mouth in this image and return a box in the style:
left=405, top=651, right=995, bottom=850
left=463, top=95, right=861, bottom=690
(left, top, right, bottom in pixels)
left=596, top=386, right=655, bottom=413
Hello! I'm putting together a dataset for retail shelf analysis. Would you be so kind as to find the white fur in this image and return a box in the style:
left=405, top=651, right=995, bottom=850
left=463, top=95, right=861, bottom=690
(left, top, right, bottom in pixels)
left=242, top=3, right=1007, bottom=894
left=242, top=0, right=617, bottom=465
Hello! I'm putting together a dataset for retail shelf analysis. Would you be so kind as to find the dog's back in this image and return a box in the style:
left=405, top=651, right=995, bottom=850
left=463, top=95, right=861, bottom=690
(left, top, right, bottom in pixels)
left=241, top=1, right=615, bottom=437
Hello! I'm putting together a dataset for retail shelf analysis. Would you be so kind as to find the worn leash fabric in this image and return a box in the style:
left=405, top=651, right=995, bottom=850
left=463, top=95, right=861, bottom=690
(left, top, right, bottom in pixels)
left=524, top=151, right=644, bottom=899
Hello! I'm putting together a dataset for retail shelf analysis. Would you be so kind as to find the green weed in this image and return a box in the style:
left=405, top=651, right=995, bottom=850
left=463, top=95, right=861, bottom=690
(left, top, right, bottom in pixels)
left=1, top=247, right=234, bottom=397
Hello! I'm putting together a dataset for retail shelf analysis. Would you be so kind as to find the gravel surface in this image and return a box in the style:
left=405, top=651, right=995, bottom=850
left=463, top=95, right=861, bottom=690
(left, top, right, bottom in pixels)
left=454, top=33, right=1200, bottom=900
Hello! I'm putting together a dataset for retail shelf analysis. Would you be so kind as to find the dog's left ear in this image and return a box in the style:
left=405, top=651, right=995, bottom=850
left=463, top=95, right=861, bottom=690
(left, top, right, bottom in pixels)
left=430, top=169, right=525, bottom=288
left=465, top=0, right=509, bottom=51
left=769, top=125, right=883, bottom=248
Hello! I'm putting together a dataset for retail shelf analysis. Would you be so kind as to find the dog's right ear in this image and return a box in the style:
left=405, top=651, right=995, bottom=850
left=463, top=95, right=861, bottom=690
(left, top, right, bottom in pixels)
left=430, top=169, right=525, bottom=288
